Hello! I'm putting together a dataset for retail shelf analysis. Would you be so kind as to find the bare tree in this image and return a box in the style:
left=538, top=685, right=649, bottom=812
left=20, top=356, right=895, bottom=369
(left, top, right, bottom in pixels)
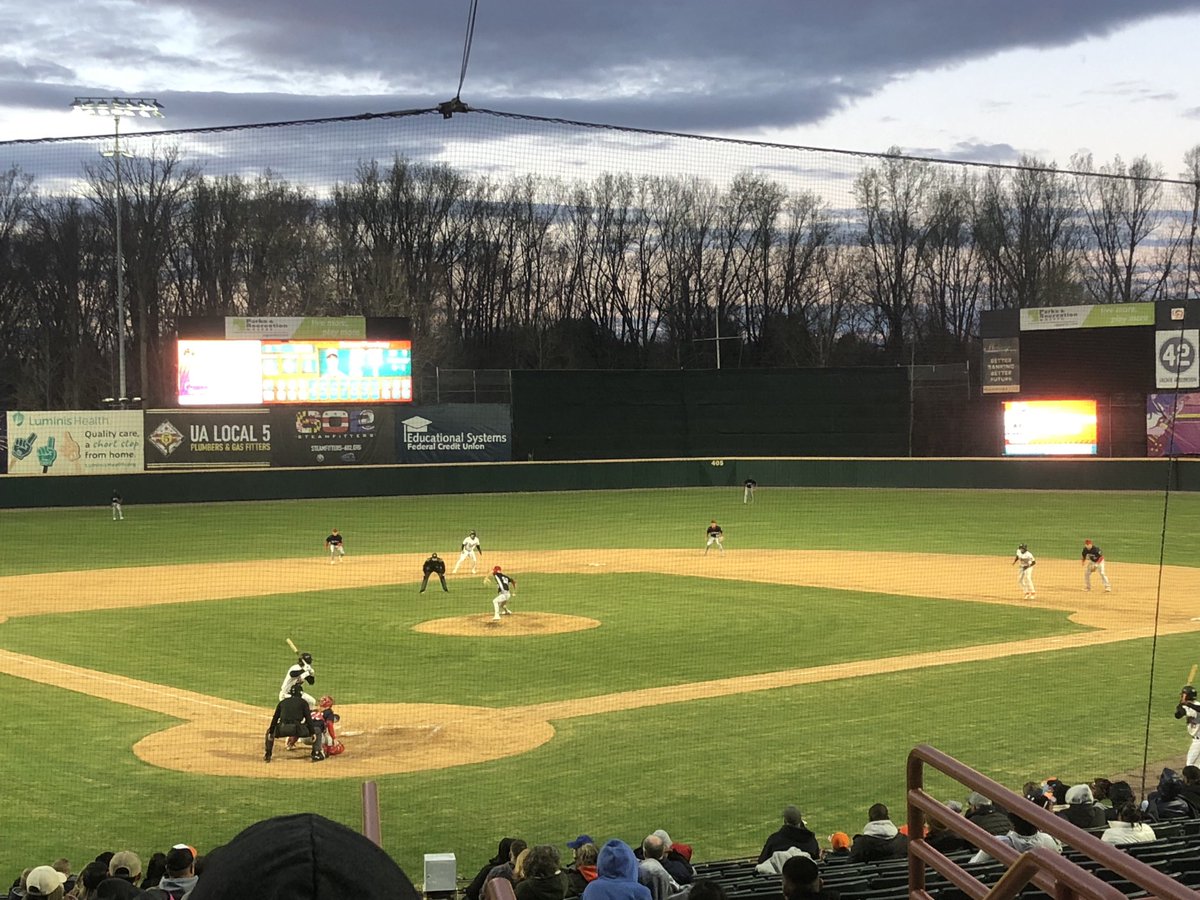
left=854, top=149, right=935, bottom=359
left=919, top=168, right=983, bottom=356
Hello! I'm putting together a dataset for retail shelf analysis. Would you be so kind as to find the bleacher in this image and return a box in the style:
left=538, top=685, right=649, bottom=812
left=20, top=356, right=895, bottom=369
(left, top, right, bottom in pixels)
left=691, top=817, right=1200, bottom=900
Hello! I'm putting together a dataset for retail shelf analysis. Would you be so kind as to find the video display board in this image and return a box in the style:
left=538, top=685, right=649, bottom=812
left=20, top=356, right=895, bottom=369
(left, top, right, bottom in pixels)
left=178, top=339, right=412, bottom=406
left=1003, top=399, right=1097, bottom=456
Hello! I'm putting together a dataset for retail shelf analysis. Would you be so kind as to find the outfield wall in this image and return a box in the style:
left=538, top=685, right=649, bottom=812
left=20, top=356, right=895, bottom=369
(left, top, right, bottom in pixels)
left=1, top=457, right=1197, bottom=509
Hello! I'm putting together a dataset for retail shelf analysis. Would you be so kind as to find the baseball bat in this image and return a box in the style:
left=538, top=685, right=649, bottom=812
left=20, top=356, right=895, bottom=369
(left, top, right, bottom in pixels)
left=286, top=638, right=300, bottom=655
left=1188, top=664, right=1197, bottom=685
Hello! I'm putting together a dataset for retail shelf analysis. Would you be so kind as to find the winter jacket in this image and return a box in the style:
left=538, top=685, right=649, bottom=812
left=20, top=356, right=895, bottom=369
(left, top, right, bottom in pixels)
left=582, top=841, right=652, bottom=900
left=755, top=848, right=812, bottom=875
left=1056, top=804, right=1107, bottom=829
left=516, top=872, right=570, bottom=900
left=1100, top=822, right=1157, bottom=845
left=849, top=821, right=908, bottom=863
left=758, top=823, right=821, bottom=863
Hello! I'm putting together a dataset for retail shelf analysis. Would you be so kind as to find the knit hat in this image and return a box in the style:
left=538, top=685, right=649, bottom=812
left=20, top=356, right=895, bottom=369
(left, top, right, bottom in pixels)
left=188, top=813, right=419, bottom=900
left=829, top=832, right=851, bottom=851
left=1066, top=784, right=1095, bottom=805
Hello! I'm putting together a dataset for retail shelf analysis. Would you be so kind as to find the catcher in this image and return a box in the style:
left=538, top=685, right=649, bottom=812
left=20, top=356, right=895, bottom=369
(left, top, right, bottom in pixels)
left=318, top=695, right=346, bottom=756
left=486, top=565, right=517, bottom=622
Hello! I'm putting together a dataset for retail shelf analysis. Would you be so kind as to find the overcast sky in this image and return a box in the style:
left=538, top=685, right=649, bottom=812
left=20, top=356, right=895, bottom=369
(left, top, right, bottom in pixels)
left=2, top=1, right=1199, bottom=172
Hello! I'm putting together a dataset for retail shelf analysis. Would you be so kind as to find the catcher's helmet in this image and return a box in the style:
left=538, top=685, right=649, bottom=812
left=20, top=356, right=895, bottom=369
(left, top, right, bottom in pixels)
left=1184, top=685, right=1197, bottom=700
left=492, top=565, right=502, bottom=574
left=300, top=652, right=313, bottom=665
left=319, top=695, right=334, bottom=708
left=328, top=741, right=346, bottom=756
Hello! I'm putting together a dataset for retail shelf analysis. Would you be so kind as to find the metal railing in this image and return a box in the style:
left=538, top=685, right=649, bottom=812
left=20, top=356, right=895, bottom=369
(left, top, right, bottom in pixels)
left=906, top=744, right=1195, bottom=900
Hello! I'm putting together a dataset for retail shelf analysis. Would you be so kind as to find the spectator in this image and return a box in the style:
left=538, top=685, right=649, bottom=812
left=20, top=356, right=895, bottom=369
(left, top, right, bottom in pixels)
left=50, top=859, right=76, bottom=897
left=487, top=841, right=530, bottom=888
left=849, top=804, right=908, bottom=863
left=513, top=849, right=532, bottom=886
left=1056, top=784, right=1107, bottom=829
left=94, top=880, right=146, bottom=900
left=636, top=835, right=681, bottom=900
left=467, top=838, right=518, bottom=900
left=662, top=844, right=693, bottom=886
left=1091, top=779, right=1113, bottom=810
left=24, top=866, right=69, bottom=900
left=1179, top=766, right=1200, bottom=815
left=187, top=813, right=419, bottom=900
left=516, top=845, right=569, bottom=900
left=1105, top=782, right=1136, bottom=822
left=827, top=834, right=851, bottom=857
left=965, top=792, right=1010, bottom=836
left=685, top=882, right=725, bottom=900
left=1101, top=804, right=1157, bottom=846
left=581, top=840, right=651, bottom=900
left=565, top=843, right=599, bottom=898
left=70, top=861, right=110, bottom=899
left=1022, top=783, right=1053, bottom=810
left=925, top=802, right=969, bottom=854
left=757, top=806, right=820, bottom=863
left=146, top=845, right=198, bottom=899
left=1145, top=778, right=1191, bottom=820
left=106, top=854, right=142, bottom=886
left=139, top=855, right=166, bottom=892
left=968, top=812, right=1061, bottom=865
left=781, top=855, right=839, bottom=900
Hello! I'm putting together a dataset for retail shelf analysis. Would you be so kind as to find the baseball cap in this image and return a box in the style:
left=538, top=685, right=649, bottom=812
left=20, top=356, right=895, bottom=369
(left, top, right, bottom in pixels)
left=166, top=845, right=196, bottom=873
left=25, top=866, right=68, bottom=897
left=567, top=835, right=594, bottom=850
left=108, top=851, right=142, bottom=879
left=966, top=792, right=991, bottom=808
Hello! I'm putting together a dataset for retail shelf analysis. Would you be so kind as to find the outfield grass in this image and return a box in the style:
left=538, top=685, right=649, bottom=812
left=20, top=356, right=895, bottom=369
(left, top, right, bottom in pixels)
left=2, top=486, right=1197, bottom=879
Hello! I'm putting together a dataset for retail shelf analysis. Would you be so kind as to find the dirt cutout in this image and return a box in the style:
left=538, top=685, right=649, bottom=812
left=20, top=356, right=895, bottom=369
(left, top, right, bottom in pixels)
left=0, top=549, right=1197, bottom=779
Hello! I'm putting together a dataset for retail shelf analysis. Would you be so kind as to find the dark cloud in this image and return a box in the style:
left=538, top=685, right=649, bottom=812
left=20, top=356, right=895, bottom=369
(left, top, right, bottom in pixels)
left=902, top=142, right=1024, bottom=165
left=8, top=0, right=1196, bottom=137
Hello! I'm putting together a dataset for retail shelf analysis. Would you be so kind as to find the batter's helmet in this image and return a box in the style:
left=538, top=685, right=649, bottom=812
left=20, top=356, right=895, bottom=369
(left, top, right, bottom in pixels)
left=300, top=652, right=313, bottom=665
left=492, top=565, right=502, bottom=574
left=1184, top=686, right=1197, bottom=700
left=319, top=695, right=334, bottom=708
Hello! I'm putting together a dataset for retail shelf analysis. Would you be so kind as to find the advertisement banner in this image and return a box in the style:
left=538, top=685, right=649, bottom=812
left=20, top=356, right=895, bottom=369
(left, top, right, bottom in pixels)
left=5, top=410, right=143, bottom=476
left=0, top=413, right=6, bottom=473
left=1155, top=329, right=1200, bottom=390
left=1019, top=302, right=1154, bottom=331
left=145, top=409, right=273, bottom=469
left=224, top=316, right=366, bottom=340
left=981, top=337, right=1020, bottom=394
left=271, top=406, right=395, bottom=466
left=396, top=404, right=512, bottom=463
left=1147, top=392, right=1200, bottom=456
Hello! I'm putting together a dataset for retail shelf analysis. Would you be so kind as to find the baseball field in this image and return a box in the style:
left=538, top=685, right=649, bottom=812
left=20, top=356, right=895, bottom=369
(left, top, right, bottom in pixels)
left=3, top=483, right=1200, bottom=879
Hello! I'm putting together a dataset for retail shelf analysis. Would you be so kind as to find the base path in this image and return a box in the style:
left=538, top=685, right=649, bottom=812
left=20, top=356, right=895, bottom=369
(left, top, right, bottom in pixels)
left=0, top=549, right=1196, bottom=779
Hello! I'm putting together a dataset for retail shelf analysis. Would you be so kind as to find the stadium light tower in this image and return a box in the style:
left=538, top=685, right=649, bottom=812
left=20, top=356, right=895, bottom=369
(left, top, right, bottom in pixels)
left=71, top=97, right=165, bottom=405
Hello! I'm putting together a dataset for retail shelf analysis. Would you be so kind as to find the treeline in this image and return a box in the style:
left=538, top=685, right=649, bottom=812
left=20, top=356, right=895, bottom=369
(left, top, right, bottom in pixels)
left=0, top=145, right=1197, bottom=408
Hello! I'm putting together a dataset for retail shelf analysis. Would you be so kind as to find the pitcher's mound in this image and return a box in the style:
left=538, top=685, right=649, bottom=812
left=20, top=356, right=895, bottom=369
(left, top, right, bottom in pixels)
left=414, top=612, right=601, bottom=636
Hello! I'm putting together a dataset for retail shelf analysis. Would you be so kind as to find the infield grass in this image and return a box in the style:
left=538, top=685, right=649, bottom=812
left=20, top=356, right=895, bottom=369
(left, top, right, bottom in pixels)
left=2, top=485, right=1198, bottom=878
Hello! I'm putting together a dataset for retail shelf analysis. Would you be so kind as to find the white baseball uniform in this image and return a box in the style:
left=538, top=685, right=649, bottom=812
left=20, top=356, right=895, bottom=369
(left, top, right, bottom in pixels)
left=280, top=662, right=316, bottom=707
left=1179, top=701, right=1200, bottom=767
left=454, top=533, right=482, bottom=574
left=1014, top=547, right=1036, bottom=598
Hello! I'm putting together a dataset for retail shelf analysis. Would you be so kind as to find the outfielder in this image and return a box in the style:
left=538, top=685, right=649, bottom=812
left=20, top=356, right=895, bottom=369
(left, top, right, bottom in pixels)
left=1176, top=685, right=1200, bottom=766
left=488, top=565, right=516, bottom=621
left=111, top=490, right=124, bottom=521
left=325, top=528, right=345, bottom=564
left=1081, top=540, right=1111, bottom=592
left=453, top=530, right=482, bottom=574
left=1012, top=543, right=1036, bottom=599
left=705, top=520, right=725, bottom=554
left=743, top=479, right=757, bottom=504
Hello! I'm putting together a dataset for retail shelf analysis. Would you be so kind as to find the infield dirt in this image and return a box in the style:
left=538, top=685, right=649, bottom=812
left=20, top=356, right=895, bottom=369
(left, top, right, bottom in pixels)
left=0, top=548, right=1196, bottom=779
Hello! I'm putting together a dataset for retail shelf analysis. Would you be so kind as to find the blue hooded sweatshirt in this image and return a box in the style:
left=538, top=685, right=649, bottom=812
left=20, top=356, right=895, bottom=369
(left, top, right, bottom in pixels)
left=581, top=840, right=652, bottom=900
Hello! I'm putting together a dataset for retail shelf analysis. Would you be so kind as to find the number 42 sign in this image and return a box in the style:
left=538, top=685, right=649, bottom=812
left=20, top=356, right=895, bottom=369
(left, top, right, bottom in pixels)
left=1157, top=329, right=1200, bottom=389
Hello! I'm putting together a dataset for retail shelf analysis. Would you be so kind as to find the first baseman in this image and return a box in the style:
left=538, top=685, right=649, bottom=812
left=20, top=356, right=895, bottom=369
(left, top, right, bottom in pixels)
left=1012, top=543, right=1036, bottom=599
left=1081, top=539, right=1111, bottom=592
left=1176, top=685, right=1200, bottom=766
left=705, top=520, right=725, bottom=554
